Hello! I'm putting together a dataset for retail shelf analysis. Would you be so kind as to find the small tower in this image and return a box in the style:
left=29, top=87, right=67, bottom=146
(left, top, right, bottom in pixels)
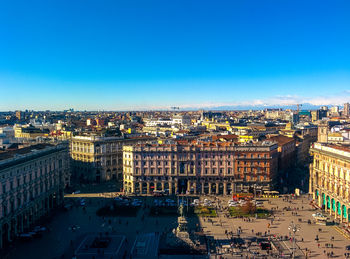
left=317, top=121, right=328, bottom=143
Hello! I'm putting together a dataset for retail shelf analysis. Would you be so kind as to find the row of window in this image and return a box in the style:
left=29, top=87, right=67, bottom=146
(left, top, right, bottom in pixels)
left=131, top=153, right=269, bottom=159
left=1, top=159, right=63, bottom=195
left=132, top=168, right=267, bottom=175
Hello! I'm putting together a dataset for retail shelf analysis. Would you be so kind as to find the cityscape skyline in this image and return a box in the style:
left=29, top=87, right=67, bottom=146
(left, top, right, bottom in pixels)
left=2, top=1, right=350, bottom=258
left=1, top=0, right=350, bottom=110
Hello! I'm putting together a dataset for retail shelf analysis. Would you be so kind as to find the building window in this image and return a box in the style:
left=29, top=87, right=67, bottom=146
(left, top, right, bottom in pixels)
left=179, top=162, right=185, bottom=174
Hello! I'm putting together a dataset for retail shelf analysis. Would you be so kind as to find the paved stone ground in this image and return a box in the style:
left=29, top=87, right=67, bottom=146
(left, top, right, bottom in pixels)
left=198, top=194, right=350, bottom=259
left=4, top=192, right=350, bottom=259
left=5, top=195, right=193, bottom=259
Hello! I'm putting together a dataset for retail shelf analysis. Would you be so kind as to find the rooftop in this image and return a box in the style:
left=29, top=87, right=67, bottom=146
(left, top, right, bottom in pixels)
left=0, top=143, right=54, bottom=161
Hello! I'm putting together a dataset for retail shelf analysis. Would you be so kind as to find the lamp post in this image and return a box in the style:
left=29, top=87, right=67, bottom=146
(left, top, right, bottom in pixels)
left=288, top=221, right=300, bottom=259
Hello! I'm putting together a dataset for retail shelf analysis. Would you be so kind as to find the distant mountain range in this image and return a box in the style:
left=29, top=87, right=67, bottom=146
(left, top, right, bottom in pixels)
left=183, top=103, right=336, bottom=111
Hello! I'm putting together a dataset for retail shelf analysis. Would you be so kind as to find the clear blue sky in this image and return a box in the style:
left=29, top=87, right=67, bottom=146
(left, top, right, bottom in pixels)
left=1, top=0, right=350, bottom=110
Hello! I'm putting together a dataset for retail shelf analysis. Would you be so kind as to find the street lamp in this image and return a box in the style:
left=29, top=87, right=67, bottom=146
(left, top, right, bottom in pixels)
left=288, top=221, right=300, bottom=259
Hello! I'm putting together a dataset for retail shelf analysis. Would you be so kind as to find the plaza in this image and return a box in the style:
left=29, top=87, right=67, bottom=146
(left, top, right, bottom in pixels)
left=3, top=188, right=350, bottom=259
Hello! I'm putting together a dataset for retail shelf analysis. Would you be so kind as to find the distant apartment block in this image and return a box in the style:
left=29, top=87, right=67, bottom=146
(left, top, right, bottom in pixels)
left=144, top=115, right=191, bottom=127
left=123, top=141, right=278, bottom=195
left=0, top=143, right=70, bottom=248
left=344, top=103, right=349, bottom=117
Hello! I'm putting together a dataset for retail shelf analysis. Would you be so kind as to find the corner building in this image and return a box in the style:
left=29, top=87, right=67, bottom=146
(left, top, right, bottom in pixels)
left=310, top=143, right=350, bottom=223
left=123, top=142, right=278, bottom=195
left=0, top=144, right=70, bottom=248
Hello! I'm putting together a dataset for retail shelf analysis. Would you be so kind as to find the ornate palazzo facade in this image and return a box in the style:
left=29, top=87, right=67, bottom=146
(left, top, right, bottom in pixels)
left=123, top=142, right=278, bottom=195
left=0, top=144, right=70, bottom=248
left=310, top=143, right=350, bottom=223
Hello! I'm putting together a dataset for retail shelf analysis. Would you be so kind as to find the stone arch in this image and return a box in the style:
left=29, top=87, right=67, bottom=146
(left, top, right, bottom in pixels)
left=142, top=182, right=147, bottom=193
left=322, top=193, right=326, bottom=207
left=342, top=205, right=347, bottom=220
left=156, top=182, right=162, bottom=191
left=218, top=182, right=224, bottom=195
left=204, top=182, right=209, bottom=194
left=326, top=196, right=330, bottom=209
left=336, top=201, right=341, bottom=216
left=150, top=182, right=155, bottom=193
left=227, top=183, right=233, bottom=195
left=211, top=183, right=217, bottom=194
left=164, top=182, right=170, bottom=191
left=331, top=198, right=336, bottom=212
left=106, top=169, right=111, bottom=180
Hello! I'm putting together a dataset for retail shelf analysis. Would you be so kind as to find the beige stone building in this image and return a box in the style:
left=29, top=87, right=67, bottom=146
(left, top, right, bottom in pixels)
left=0, top=143, right=70, bottom=248
left=123, top=141, right=278, bottom=195
left=310, top=142, right=350, bottom=223
left=70, top=135, right=155, bottom=183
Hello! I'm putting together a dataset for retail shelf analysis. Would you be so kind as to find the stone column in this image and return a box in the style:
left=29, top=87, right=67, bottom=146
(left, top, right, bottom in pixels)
left=223, top=182, right=227, bottom=196
left=201, top=182, right=205, bottom=195
left=187, top=180, right=191, bottom=193
left=154, top=181, right=158, bottom=191
left=139, top=182, right=143, bottom=194
left=318, top=194, right=322, bottom=208
left=340, top=207, right=343, bottom=223
left=169, top=181, right=173, bottom=195
left=161, top=181, right=165, bottom=192
left=193, top=182, right=197, bottom=194
left=216, top=183, right=219, bottom=195
left=131, top=182, right=136, bottom=194
left=147, top=182, right=150, bottom=194
left=175, top=181, right=178, bottom=194
left=208, top=183, right=212, bottom=195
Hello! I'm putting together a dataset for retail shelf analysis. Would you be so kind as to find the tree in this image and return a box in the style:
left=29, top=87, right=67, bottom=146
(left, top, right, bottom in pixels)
left=241, top=201, right=256, bottom=214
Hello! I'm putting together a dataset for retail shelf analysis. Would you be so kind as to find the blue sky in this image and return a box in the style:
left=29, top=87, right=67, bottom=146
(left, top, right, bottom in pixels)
left=0, top=0, right=350, bottom=110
